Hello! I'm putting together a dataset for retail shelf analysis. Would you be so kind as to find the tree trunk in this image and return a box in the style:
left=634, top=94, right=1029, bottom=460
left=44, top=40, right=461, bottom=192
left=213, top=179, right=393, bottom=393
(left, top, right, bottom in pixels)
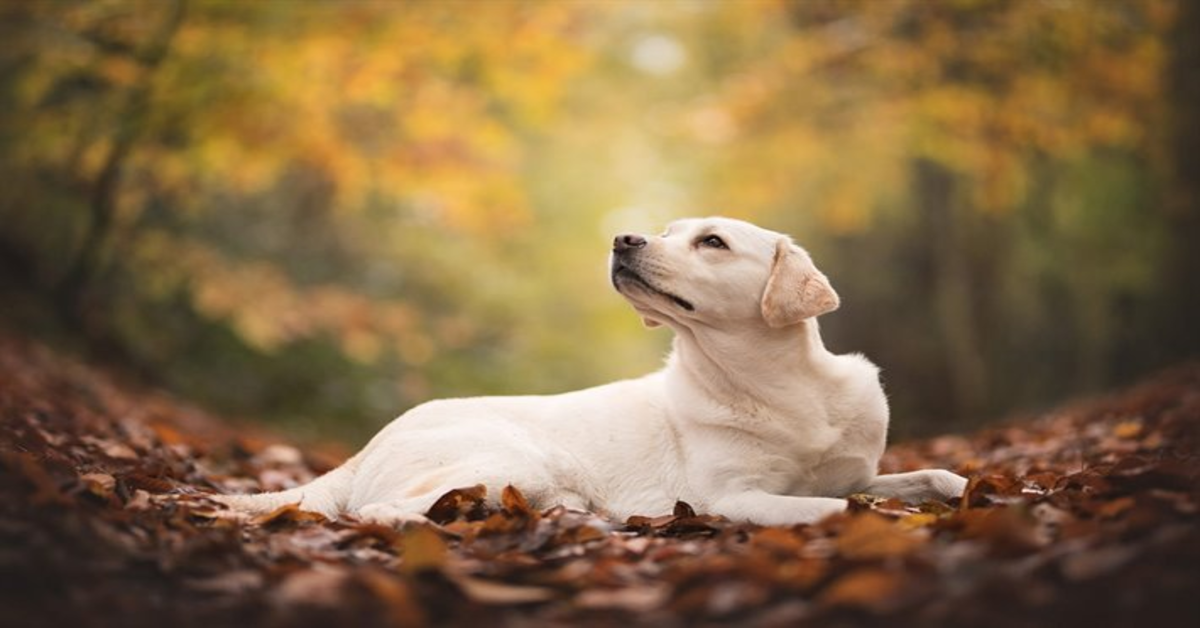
left=1163, top=0, right=1200, bottom=363
left=916, top=158, right=987, bottom=420
left=55, top=0, right=187, bottom=322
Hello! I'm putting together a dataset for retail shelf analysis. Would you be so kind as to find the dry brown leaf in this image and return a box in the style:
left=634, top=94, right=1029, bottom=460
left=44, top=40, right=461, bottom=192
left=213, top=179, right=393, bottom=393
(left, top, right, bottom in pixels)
left=575, top=585, right=667, bottom=612
left=452, top=575, right=557, bottom=605
left=356, top=569, right=427, bottom=627
left=1096, top=495, right=1137, bottom=519
left=0, top=450, right=71, bottom=505
left=1113, top=420, right=1143, bottom=439
left=750, top=527, right=806, bottom=554
left=124, top=488, right=153, bottom=510
left=1060, top=544, right=1139, bottom=581
left=897, top=512, right=940, bottom=530
left=951, top=507, right=1042, bottom=556
left=82, top=436, right=139, bottom=461
left=819, top=568, right=908, bottom=612
left=398, top=525, right=447, bottom=574
left=184, top=569, right=264, bottom=595
left=836, top=512, right=925, bottom=560
left=271, top=565, right=350, bottom=608
left=501, top=484, right=534, bottom=518
left=426, top=484, right=488, bottom=524
left=249, top=502, right=327, bottom=527
left=79, top=472, right=117, bottom=500
left=776, top=558, right=828, bottom=590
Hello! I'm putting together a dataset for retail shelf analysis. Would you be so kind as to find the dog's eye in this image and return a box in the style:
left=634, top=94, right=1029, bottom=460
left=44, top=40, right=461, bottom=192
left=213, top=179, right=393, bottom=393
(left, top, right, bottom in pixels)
left=698, top=235, right=727, bottom=249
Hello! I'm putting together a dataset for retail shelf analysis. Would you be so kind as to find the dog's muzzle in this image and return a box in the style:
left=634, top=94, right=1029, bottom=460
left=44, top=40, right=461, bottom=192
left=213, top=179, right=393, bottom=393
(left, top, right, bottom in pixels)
left=610, top=234, right=694, bottom=312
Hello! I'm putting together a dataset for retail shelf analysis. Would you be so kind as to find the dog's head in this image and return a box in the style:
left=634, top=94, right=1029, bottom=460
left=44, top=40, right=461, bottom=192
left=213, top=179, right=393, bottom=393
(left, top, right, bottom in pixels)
left=610, top=217, right=839, bottom=330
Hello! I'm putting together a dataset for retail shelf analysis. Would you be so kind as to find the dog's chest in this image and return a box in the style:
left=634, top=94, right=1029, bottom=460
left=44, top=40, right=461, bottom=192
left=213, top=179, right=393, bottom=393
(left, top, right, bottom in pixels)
left=678, top=392, right=883, bottom=497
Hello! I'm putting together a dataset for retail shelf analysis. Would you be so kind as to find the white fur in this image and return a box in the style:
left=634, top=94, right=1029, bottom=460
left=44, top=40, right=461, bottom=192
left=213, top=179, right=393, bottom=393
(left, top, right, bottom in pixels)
left=218, top=217, right=967, bottom=525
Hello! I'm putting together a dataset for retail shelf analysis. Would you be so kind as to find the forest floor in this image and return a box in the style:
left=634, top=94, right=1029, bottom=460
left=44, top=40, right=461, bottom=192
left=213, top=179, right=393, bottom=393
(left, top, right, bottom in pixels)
left=0, top=332, right=1197, bottom=628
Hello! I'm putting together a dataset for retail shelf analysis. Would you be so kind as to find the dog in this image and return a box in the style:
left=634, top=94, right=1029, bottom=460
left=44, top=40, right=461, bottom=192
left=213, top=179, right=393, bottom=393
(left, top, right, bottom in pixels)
left=218, top=217, right=967, bottom=526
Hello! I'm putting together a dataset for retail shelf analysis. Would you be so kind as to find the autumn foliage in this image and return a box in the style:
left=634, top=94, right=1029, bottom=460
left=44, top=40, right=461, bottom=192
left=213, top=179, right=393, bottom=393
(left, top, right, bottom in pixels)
left=1, top=0, right=1194, bottom=440
left=1, top=333, right=1196, bottom=627
left=0, top=2, right=1197, bottom=625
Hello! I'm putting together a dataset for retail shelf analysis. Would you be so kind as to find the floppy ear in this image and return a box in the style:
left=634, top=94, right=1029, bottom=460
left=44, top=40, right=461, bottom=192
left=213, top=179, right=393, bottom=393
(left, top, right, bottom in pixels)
left=760, top=238, right=840, bottom=328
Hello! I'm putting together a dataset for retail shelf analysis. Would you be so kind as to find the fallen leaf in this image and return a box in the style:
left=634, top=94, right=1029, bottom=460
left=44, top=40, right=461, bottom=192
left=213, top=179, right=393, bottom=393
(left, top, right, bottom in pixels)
left=398, top=525, right=447, bottom=574
left=271, top=565, right=350, bottom=608
left=118, top=471, right=176, bottom=494
left=1096, top=495, right=1137, bottom=519
left=898, top=512, right=940, bottom=530
left=426, top=484, right=489, bottom=524
left=750, top=527, right=806, bottom=554
left=1060, top=544, right=1139, bottom=581
left=501, top=484, right=534, bottom=518
left=819, top=568, right=908, bottom=612
left=82, top=436, right=139, bottom=461
left=184, top=569, right=264, bottom=595
left=249, top=502, right=327, bottom=527
left=255, top=444, right=304, bottom=466
left=673, top=501, right=697, bottom=518
left=777, top=558, right=828, bottom=590
left=575, top=585, right=667, bottom=612
left=950, top=506, right=1042, bottom=556
left=1112, top=420, right=1143, bottom=439
left=963, top=474, right=1025, bottom=506
left=836, top=512, right=925, bottom=560
left=356, top=569, right=426, bottom=627
left=78, top=472, right=117, bottom=500
left=0, top=450, right=71, bottom=505
left=453, top=575, right=557, bottom=604
left=124, top=488, right=153, bottom=510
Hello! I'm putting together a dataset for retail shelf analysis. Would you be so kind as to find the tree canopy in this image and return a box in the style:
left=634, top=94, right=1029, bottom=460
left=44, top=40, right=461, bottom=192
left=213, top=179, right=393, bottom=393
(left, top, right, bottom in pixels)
left=0, top=0, right=1192, bottom=439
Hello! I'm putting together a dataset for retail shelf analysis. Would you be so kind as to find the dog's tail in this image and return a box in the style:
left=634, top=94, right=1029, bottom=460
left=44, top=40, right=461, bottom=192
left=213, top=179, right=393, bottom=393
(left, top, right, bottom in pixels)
left=213, top=454, right=361, bottom=518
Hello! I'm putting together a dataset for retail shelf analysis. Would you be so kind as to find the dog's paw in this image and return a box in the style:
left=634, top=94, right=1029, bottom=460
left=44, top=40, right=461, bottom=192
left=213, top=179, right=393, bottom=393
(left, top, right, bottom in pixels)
left=355, top=503, right=431, bottom=528
left=927, top=469, right=969, bottom=500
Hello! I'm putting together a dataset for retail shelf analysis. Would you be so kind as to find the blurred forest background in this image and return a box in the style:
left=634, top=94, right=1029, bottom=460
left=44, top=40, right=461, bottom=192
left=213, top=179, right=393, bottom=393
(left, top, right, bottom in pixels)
left=1, top=0, right=1196, bottom=443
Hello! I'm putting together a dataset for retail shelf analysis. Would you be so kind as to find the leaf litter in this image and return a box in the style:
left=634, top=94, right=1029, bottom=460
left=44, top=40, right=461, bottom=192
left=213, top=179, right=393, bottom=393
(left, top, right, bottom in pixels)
left=0, top=333, right=1196, bottom=627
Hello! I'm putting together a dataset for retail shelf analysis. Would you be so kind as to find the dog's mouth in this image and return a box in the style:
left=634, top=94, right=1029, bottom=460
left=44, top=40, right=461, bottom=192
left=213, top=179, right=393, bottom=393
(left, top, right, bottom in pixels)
left=611, top=263, right=695, bottom=312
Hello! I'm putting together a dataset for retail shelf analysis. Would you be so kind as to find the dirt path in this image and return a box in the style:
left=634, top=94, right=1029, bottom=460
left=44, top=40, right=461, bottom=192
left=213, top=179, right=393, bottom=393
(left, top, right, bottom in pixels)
left=1, top=334, right=1196, bottom=627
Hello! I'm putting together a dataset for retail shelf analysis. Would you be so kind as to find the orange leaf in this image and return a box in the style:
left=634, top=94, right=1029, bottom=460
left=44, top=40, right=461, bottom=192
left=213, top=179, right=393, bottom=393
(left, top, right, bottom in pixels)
left=820, top=569, right=907, bottom=612
left=1113, top=420, right=1143, bottom=439
left=399, top=525, right=447, bottom=575
left=426, top=484, right=488, bottom=524
left=835, top=513, right=925, bottom=560
left=501, top=484, right=534, bottom=518
left=249, top=502, right=328, bottom=527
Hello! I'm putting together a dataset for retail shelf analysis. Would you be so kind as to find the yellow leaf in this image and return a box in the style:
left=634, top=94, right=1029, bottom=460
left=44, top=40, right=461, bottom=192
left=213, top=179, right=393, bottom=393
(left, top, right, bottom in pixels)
left=835, top=513, right=925, bottom=560
left=399, top=525, right=447, bottom=575
left=898, top=513, right=940, bottom=530
left=1113, top=420, right=1143, bottom=439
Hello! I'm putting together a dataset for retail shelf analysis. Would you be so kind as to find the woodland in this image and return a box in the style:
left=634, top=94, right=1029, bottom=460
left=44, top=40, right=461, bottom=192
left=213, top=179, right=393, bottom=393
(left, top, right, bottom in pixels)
left=0, top=1, right=1198, bottom=626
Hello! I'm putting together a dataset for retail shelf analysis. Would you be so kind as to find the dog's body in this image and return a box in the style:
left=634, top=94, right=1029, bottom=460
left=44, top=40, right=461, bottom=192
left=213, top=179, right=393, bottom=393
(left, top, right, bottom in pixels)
left=220, top=217, right=966, bottom=525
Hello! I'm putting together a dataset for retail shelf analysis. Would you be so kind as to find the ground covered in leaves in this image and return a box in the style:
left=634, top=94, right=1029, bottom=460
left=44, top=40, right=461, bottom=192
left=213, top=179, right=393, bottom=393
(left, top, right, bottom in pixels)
left=1, top=334, right=1197, bottom=628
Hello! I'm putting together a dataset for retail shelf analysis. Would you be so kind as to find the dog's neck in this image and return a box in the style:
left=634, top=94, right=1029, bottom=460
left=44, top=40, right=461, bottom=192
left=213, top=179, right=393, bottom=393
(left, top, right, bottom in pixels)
left=666, top=318, right=834, bottom=411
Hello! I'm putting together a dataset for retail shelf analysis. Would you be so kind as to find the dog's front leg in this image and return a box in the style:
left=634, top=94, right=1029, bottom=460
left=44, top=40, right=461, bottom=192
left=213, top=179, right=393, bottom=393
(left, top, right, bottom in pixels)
left=862, top=469, right=968, bottom=503
left=709, top=491, right=847, bottom=525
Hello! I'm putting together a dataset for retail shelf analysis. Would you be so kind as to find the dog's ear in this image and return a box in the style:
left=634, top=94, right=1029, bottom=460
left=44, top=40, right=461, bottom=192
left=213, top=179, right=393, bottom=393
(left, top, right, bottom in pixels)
left=760, top=238, right=840, bottom=328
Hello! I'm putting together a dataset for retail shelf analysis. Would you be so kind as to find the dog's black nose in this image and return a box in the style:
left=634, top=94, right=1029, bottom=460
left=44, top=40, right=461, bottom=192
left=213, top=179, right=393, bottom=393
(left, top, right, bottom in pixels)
left=613, top=234, right=647, bottom=252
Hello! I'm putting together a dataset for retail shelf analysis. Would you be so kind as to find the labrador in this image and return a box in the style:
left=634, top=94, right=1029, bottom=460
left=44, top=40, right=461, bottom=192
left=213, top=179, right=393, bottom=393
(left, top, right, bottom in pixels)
left=218, top=217, right=967, bottom=525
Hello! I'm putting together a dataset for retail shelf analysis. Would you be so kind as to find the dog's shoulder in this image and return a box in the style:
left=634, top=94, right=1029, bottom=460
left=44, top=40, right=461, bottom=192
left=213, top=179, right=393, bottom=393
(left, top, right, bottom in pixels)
left=837, top=351, right=881, bottom=377
left=823, top=351, right=888, bottom=429
left=825, top=351, right=883, bottom=393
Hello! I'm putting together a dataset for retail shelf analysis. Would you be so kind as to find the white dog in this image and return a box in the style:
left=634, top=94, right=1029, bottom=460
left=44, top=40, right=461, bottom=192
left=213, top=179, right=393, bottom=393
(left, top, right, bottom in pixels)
left=218, top=217, right=967, bottom=525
